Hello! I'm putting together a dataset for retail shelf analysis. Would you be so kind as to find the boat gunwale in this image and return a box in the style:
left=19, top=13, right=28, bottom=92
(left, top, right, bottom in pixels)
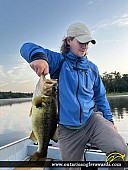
left=0, top=136, right=29, bottom=150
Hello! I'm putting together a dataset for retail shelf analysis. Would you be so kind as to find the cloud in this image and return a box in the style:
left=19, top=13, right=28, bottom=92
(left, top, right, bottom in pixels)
left=88, top=0, right=94, bottom=5
left=0, top=65, right=5, bottom=77
left=110, top=13, right=128, bottom=27
left=88, top=0, right=104, bottom=6
left=0, top=81, right=9, bottom=88
left=0, top=60, right=38, bottom=92
left=19, top=80, right=31, bottom=84
left=98, top=39, right=120, bottom=44
left=93, top=13, right=128, bottom=32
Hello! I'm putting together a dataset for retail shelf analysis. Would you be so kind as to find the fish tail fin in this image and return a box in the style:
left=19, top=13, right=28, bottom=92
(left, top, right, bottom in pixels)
left=28, top=152, right=47, bottom=168
left=29, top=152, right=46, bottom=162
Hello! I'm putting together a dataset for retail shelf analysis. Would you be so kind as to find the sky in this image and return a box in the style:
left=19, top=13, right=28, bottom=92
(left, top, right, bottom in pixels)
left=0, top=0, right=128, bottom=92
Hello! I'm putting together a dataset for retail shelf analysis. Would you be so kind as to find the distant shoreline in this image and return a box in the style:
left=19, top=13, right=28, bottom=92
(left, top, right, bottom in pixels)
left=0, top=94, right=128, bottom=106
left=107, top=92, right=128, bottom=97
left=0, top=98, right=32, bottom=106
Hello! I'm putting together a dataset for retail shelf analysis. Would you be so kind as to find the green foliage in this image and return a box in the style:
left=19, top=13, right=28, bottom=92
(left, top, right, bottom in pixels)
left=0, top=72, right=128, bottom=98
left=102, top=72, right=128, bottom=93
left=0, top=91, right=33, bottom=99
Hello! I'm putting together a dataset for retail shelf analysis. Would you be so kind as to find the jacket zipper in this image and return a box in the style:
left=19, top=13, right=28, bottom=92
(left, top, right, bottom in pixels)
left=76, top=60, right=82, bottom=124
left=85, top=72, right=88, bottom=88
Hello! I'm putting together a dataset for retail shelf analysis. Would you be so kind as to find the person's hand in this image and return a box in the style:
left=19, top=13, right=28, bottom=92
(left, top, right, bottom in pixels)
left=30, top=59, right=49, bottom=76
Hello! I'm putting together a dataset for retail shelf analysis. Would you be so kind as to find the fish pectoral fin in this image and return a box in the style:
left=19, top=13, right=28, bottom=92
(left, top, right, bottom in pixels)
left=29, top=131, right=37, bottom=144
left=51, top=127, right=58, bottom=143
left=29, top=107, right=32, bottom=117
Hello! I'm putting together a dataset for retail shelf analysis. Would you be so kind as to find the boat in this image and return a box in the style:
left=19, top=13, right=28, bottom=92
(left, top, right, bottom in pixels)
left=0, top=137, right=127, bottom=170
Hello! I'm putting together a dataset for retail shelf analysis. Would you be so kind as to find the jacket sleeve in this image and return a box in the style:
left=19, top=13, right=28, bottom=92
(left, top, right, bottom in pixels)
left=93, top=69, right=114, bottom=122
left=20, top=42, right=63, bottom=76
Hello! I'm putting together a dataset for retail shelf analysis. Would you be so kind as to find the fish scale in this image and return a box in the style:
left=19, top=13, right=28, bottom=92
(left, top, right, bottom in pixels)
left=29, top=74, right=58, bottom=163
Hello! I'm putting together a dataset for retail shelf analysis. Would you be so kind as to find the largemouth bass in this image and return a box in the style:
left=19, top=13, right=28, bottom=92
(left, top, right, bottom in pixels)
left=29, top=74, right=58, bottom=162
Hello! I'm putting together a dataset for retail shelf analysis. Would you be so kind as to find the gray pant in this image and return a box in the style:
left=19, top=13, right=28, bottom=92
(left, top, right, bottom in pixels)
left=58, top=112, right=128, bottom=170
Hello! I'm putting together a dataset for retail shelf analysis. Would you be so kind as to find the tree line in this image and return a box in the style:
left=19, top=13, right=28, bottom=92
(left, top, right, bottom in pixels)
left=0, top=91, right=33, bottom=99
left=0, top=71, right=128, bottom=99
left=101, top=71, right=128, bottom=93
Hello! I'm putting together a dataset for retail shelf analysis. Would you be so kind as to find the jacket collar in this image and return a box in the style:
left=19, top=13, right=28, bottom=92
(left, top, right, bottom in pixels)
left=66, top=51, right=88, bottom=64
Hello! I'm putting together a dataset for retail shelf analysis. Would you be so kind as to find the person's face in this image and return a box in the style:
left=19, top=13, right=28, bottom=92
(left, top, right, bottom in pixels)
left=67, top=37, right=89, bottom=57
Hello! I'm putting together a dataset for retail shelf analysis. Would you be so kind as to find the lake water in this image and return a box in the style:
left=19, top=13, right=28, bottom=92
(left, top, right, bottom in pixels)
left=0, top=96, right=128, bottom=147
left=107, top=96, right=128, bottom=142
left=0, top=101, right=32, bottom=147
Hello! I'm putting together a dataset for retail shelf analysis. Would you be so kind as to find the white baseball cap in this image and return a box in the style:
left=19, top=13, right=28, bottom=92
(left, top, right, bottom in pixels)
left=67, top=22, right=96, bottom=44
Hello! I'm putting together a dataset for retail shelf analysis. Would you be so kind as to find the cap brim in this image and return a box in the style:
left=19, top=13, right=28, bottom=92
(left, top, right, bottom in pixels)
left=75, top=35, right=96, bottom=44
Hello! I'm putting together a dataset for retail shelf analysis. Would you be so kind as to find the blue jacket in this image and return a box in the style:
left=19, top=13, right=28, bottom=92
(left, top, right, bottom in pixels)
left=20, top=42, right=113, bottom=126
